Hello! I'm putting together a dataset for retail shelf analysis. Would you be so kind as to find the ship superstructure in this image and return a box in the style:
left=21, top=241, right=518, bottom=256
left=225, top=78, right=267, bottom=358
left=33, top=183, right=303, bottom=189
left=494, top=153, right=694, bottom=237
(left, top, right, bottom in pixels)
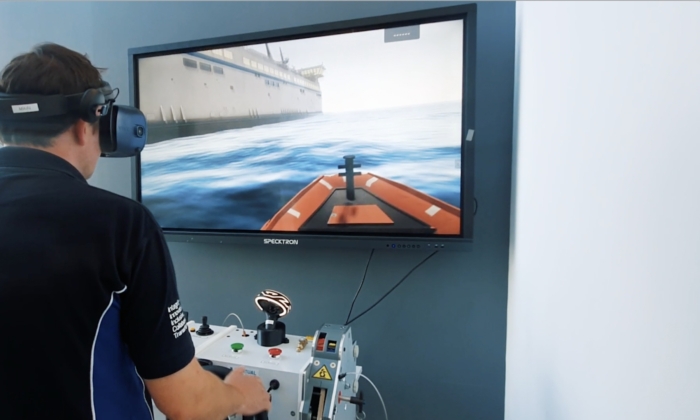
left=137, top=45, right=325, bottom=143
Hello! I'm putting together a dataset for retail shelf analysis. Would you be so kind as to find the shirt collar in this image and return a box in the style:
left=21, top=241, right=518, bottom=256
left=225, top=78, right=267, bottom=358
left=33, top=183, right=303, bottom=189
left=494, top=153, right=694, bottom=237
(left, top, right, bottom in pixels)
left=0, top=146, right=87, bottom=183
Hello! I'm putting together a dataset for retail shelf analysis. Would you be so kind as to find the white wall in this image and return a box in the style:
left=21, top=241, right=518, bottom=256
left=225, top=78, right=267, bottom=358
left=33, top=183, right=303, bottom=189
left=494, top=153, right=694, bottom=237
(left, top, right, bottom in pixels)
left=507, top=2, right=700, bottom=420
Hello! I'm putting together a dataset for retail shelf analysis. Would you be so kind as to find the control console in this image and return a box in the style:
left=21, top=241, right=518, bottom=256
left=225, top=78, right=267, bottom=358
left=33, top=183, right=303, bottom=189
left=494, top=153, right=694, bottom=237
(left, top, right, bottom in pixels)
left=152, top=292, right=366, bottom=420
left=196, top=322, right=314, bottom=420
left=178, top=320, right=363, bottom=420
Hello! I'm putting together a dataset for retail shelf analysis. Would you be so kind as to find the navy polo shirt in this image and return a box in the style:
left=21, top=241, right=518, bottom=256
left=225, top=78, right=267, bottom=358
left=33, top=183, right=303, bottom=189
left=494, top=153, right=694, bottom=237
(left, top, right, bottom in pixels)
left=0, top=146, right=195, bottom=419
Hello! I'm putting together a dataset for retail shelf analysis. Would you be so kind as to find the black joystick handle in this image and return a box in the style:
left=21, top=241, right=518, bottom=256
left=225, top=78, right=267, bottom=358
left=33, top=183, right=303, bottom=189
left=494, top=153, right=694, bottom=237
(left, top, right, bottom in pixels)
left=243, top=380, right=278, bottom=420
left=196, top=316, right=214, bottom=336
left=242, top=414, right=268, bottom=420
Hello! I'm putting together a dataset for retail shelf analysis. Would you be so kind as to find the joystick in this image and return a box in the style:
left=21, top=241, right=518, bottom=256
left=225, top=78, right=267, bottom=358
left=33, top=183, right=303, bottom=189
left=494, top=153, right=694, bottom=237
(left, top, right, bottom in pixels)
left=242, top=380, right=275, bottom=420
left=254, top=290, right=292, bottom=347
left=196, top=316, right=214, bottom=336
left=242, top=414, right=268, bottom=420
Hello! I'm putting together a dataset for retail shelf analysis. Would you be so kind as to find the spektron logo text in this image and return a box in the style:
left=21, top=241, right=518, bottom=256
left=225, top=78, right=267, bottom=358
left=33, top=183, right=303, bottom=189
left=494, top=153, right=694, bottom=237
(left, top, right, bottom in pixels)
left=263, top=239, right=299, bottom=245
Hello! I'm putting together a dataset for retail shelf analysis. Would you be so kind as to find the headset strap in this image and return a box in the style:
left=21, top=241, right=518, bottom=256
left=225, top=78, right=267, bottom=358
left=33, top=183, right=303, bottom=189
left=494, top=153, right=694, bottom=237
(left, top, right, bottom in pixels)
left=0, top=82, right=117, bottom=121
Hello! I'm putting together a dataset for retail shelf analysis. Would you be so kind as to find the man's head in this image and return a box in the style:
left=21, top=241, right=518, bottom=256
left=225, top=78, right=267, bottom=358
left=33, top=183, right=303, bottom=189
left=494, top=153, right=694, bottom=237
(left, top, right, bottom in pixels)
left=0, top=43, right=106, bottom=179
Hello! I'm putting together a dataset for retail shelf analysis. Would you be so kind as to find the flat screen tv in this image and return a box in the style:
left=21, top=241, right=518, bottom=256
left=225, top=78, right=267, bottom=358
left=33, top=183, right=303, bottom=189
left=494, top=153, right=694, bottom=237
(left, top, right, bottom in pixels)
left=129, top=4, right=476, bottom=251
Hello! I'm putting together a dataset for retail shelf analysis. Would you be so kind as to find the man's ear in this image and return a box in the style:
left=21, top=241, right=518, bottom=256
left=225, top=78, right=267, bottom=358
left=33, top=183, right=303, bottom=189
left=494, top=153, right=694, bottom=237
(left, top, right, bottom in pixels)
left=71, top=119, right=92, bottom=146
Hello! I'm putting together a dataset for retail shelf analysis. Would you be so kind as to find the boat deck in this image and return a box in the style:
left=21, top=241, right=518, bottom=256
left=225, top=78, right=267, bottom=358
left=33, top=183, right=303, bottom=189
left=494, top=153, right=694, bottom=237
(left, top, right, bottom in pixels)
left=261, top=171, right=460, bottom=235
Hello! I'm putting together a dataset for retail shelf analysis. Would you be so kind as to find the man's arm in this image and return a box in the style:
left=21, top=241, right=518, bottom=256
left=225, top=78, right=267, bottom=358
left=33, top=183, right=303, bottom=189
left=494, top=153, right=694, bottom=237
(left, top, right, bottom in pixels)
left=119, top=214, right=269, bottom=419
left=145, top=358, right=271, bottom=420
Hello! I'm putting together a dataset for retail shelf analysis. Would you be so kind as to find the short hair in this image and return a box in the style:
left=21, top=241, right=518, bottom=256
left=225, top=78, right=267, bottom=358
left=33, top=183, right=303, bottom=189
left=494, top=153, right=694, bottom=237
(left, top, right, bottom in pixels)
left=0, top=43, right=106, bottom=147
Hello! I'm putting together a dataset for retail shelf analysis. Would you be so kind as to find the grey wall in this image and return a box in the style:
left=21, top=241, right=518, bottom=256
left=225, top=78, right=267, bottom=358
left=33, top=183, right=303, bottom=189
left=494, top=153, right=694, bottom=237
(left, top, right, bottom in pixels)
left=1, top=2, right=515, bottom=419
left=0, top=2, right=93, bottom=67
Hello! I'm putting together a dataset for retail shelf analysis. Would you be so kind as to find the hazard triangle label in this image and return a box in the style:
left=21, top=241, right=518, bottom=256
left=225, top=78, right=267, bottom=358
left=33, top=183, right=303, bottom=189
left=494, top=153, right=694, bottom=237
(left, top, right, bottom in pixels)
left=313, top=365, right=332, bottom=380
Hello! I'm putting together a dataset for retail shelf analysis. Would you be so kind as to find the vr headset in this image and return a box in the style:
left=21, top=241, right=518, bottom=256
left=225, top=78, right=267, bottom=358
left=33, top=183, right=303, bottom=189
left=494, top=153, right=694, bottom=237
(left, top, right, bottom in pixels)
left=0, top=81, right=146, bottom=157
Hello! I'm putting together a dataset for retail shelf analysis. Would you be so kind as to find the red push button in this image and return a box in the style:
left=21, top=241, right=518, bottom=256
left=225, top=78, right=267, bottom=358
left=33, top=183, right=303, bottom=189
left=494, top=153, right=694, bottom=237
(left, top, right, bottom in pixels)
left=269, top=348, right=282, bottom=358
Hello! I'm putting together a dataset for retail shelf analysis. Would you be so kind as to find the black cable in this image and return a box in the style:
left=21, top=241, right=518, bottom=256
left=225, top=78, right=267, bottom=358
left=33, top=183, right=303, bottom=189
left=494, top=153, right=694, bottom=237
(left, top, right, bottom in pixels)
left=345, top=250, right=439, bottom=326
left=345, top=248, right=374, bottom=324
left=474, top=197, right=478, bottom=215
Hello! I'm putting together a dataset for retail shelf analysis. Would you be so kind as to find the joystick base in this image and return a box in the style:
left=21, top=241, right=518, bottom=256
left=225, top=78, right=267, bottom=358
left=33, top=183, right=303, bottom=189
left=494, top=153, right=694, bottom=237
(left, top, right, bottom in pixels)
left=256, top=321, right=288, bottom=347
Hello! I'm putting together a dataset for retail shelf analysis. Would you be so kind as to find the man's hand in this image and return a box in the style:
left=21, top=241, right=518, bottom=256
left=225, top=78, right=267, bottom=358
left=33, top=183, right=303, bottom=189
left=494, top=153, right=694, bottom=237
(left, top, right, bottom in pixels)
left=224, top=367, right=272, bottom=415
left=145, top=358, right=272, bottom=420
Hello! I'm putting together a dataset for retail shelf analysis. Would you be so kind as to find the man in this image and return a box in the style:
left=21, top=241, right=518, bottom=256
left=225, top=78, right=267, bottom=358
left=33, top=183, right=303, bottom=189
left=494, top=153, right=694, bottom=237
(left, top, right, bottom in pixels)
left=0, top=43, right=271, bottom=419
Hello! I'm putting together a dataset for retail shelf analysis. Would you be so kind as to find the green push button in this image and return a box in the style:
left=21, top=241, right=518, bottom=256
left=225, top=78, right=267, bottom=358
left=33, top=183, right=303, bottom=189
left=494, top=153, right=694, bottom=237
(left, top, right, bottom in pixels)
left=231, top=343, right=244, bottom=353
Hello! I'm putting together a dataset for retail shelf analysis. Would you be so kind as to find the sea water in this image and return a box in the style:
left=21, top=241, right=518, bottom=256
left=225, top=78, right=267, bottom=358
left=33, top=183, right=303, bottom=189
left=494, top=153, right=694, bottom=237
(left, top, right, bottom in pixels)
left=140, top=101, right=463, bottom=230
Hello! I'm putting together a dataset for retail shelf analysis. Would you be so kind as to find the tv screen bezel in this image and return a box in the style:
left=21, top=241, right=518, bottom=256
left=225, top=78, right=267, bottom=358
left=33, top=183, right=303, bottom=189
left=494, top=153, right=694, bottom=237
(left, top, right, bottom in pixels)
left=128, top=4, right=476, bottom=251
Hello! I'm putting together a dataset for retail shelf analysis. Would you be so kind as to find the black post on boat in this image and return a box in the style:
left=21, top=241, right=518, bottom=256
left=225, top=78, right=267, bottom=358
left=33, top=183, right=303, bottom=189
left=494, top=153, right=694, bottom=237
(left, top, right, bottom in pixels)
left=338, top=155, right=361, bottom=201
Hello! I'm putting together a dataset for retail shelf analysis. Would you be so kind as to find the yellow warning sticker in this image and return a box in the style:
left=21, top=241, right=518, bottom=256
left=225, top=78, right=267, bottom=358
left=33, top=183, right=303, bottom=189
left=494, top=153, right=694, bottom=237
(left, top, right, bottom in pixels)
left=313, top=365, right=333, bottom=380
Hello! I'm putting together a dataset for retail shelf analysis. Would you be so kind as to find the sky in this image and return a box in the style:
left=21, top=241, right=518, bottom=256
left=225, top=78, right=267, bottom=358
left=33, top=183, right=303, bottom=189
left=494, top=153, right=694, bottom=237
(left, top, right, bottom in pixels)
left=244, top=19, right=465, bottom=114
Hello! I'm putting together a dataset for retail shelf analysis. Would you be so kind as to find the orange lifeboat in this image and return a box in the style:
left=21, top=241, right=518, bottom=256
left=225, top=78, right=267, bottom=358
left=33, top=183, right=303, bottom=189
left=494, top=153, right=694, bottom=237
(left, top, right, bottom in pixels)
left=261, top=155, right=460, bottom=235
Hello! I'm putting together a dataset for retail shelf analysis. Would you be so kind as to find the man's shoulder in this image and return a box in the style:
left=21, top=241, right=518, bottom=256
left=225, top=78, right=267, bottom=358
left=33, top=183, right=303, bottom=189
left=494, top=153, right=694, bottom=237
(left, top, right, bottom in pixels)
left=75, top=183, right=160, bottom=230
left=79, top=183, right=146, bottom=211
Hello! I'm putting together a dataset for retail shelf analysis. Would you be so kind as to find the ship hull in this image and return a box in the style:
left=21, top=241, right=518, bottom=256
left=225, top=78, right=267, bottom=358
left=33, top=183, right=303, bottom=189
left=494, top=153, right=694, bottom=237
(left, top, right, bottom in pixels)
left=146, top=112, right=320, bottom=144
left=136, top=47, right=324, bottom=144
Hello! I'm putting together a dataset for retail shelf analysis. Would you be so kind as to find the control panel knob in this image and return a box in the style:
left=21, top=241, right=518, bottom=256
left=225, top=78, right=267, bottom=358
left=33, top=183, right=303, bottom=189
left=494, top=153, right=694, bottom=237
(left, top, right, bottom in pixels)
left=196, top=316, right=214, bottom=336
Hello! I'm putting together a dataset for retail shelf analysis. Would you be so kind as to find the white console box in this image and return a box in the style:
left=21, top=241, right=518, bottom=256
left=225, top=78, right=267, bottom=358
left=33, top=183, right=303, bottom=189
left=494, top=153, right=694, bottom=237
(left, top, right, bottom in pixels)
left=152, top=321, right=314, bottom=420
left=195, top=323, right=314, bottom=420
